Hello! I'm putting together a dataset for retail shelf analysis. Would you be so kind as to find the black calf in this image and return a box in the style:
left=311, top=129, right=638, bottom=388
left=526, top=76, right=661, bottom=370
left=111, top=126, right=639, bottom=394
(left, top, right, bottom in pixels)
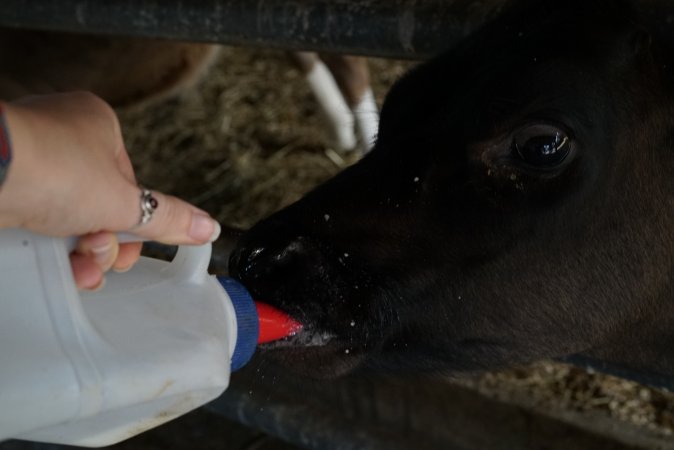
left=230, top=0, right=674, bottom=379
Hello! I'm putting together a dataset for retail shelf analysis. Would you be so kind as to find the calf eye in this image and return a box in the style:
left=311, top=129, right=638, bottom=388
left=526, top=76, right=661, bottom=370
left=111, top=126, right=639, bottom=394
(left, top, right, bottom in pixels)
left=512, top=127, right=570, bottom=168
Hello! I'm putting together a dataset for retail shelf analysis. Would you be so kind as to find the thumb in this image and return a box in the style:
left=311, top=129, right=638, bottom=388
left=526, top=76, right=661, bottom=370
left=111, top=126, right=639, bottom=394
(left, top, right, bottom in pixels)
left=125, top=188, right=221, bottom=245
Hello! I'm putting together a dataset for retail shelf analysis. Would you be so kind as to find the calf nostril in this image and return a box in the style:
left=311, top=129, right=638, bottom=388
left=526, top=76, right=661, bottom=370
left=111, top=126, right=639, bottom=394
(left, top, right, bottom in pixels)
left=248, top=247, right=268, bottom=265
left=229, top=237, right=309, bottom=282
left=229, top=245, right=255, bottom=278
left=272, top=240, right=305, bottom=265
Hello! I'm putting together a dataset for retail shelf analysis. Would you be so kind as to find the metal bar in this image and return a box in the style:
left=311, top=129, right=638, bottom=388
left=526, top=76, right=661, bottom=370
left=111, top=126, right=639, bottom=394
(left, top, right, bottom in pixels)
left=0, top=0, right=506, bottom=59
left=206, top=360, right=674, bottom=450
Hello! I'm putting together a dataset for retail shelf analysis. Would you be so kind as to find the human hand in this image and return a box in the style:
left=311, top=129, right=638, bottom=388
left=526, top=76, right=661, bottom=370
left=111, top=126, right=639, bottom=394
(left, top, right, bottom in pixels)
left=0, top=92, right=220, bottom=289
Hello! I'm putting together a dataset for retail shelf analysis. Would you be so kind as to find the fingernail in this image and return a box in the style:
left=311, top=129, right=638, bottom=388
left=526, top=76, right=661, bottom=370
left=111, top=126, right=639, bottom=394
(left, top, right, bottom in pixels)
left=113, top=264, right=133, bottom=273
left=210, top=221, right=222, bottom=242
left=190, top=214, right=221, bottom=243
left=91, top=241, right=113, bottom=266
left=85, top=276, right=106, bottom=292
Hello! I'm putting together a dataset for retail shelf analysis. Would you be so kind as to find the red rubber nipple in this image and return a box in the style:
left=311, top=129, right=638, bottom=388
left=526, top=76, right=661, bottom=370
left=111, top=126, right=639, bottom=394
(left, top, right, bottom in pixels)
left=255, top=301, right=303, bottom=344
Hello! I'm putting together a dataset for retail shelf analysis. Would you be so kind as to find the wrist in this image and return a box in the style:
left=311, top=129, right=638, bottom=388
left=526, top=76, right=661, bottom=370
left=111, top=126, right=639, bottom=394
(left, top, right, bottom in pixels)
left=0, top=101, right=38, bottom=228
left=0, top=103, right=11, bottom=188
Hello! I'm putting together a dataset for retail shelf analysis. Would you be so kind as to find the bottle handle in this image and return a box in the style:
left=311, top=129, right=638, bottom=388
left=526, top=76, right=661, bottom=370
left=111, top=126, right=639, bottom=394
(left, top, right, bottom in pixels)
left=65, top=233, right=212, bottom=284
left=168, top=242, right=212, bottom=283
left=64, top=232, right=145, bottom=253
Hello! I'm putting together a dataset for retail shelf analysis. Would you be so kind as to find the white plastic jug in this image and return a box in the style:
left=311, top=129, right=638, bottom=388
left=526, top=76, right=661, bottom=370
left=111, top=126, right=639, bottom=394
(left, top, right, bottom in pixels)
left=0, top=228, right=259, bottom=447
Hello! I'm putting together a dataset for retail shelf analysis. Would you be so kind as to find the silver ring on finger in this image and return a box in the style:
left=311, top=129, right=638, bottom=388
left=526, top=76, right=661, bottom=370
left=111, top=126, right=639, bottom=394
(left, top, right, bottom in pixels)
left=138, top=186, right=159, bottom=226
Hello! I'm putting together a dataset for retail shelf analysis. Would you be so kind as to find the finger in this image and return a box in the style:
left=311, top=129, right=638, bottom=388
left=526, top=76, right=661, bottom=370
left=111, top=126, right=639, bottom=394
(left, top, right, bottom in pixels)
left=130, top=190, right=221, bottom=245
left=113, top=242, right=142, bottom=272
left=69, top=252, right=105, bottom=290
left=75, top=231, right=119, bottom=273
left=116, top=146, right=137, bottom=184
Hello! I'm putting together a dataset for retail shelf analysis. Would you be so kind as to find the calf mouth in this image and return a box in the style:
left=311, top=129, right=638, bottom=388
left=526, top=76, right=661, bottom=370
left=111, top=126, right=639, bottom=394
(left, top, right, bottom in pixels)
left=231, top=252, right=377, bottom=377
left=257, top=321, right=368, bottom=378
left=262, top=325, right=336, bottom=349
left=228, top=214, right=408, bottom=377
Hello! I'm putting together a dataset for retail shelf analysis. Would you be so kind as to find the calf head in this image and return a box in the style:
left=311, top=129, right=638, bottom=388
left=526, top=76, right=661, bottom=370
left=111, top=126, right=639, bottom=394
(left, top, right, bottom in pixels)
left=230, top=0, right=674, bottom=378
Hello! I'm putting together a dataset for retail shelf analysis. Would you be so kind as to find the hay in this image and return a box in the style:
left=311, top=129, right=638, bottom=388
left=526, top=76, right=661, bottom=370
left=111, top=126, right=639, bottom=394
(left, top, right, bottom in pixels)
left=118, top=47, right=411, bottom=230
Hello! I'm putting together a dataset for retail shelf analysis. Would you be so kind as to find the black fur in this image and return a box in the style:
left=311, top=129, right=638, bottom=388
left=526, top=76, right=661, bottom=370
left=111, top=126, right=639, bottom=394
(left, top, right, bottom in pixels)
left=230, top=0, right=674, bottom=378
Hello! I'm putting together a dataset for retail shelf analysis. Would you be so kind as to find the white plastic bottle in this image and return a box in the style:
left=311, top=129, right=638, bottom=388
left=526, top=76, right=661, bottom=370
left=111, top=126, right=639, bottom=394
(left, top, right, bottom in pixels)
left=0, top=228, right=259, bottom=447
